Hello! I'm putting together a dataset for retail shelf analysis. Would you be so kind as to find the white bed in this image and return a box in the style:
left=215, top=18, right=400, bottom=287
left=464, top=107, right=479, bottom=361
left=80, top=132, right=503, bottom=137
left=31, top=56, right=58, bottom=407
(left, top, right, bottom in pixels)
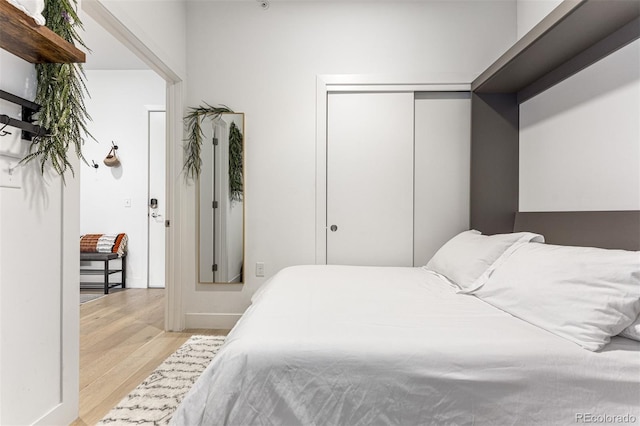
left=172, top=264, right=640, bottom=425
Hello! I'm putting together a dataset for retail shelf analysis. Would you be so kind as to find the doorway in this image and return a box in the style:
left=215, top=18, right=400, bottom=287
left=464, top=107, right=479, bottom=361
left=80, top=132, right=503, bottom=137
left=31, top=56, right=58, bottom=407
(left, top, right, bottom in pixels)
left=79, top=70, right=165, bottom=291
left=81, top=0, right=184, bottom=330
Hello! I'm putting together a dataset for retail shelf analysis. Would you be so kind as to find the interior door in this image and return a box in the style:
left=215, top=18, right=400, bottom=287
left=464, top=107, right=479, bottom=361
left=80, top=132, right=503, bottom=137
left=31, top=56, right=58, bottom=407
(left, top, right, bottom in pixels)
left=327, top=92, right=414, bottom=266
left=148, top=110, right=166, bottom=288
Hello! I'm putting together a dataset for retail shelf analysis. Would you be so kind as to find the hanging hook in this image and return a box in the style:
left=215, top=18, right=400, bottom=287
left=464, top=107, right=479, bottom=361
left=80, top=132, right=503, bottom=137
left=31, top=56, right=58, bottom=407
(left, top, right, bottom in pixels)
left=0, top=123, right=12, bottom=137
left=111, top=141, right=119, bottom=150
left=91, top=160, right=99, bottom=169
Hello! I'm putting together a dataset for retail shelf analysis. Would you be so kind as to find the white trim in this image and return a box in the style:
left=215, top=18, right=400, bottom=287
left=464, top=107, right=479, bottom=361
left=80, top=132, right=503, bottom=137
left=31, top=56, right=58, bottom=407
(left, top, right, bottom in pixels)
left=82, top=0, right=184, bottom=331
left=165, top=81, right=184, bottom=331
left=315, top=76, right=328, bottom=264
left=328, top=84, right=470, bottom=92
left=315, top=74, right=472, bottom=264
left=144, top=104, right=166, bottom=112
left=318, top=73, right=474, bottom=86
left=184, top=313, right=242, bottom=330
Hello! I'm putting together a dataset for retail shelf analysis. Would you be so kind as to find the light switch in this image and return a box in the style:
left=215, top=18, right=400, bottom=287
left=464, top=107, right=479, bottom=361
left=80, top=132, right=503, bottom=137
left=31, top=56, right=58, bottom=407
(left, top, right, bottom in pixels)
left=256, top=262, right=265, bottom=277
left=124, top=198, right=131, bottom=207
left=0, top=155, right=21, bottom=189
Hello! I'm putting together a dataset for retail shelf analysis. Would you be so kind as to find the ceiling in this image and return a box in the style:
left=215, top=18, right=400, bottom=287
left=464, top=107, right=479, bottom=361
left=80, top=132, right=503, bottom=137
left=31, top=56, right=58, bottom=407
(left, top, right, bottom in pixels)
left=79, top=10, right=148, bottom=70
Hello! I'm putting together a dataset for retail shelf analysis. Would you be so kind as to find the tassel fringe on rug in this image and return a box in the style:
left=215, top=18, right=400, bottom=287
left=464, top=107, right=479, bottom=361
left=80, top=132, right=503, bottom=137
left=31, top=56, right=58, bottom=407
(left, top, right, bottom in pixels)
left=98, top=335, right=226, bottom=425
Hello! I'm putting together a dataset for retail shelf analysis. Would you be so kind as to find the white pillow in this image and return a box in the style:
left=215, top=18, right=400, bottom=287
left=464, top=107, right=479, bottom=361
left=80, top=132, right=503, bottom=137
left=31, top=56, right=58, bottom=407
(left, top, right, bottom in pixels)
left=472, top=243, right=640, bottom=351
left=424, top=230, right=544, bottom=293
left=619, top=315, right=640, bottom=341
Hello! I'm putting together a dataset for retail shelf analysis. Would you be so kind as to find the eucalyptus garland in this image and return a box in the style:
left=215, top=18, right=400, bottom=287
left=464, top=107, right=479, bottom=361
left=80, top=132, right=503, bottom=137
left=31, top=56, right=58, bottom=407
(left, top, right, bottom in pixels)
left=183, top=104, right=233, bottom=179
left=21, top=0, right=92, bottom=179
left=228, top=121, right=243, bottom=202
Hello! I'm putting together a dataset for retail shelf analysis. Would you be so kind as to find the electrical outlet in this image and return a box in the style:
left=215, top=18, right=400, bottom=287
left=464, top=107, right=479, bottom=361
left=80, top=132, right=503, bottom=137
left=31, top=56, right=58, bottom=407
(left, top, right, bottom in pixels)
left=256, top=262, right=265, bottom=277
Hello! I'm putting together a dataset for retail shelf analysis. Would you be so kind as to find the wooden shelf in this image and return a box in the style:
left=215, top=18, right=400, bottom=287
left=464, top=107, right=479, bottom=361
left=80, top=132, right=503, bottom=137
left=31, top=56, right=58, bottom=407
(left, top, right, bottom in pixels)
left=472, top=0, right=639, bottom=101
left=0, top=0, right=85, bottom=63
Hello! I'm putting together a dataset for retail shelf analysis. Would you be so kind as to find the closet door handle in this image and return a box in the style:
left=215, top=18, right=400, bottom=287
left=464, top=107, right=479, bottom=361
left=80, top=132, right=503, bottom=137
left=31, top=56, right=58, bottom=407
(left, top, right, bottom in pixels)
left=330, top=225, right=338, bottom=232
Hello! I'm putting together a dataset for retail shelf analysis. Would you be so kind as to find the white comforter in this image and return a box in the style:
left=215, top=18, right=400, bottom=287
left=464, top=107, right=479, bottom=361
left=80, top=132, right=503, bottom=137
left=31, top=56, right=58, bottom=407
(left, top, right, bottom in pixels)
left=172, top=265, right=640, bottom=425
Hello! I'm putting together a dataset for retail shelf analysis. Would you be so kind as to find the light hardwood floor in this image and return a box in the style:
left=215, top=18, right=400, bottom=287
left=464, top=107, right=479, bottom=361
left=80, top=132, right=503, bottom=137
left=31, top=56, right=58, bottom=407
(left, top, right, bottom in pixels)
left=72, top=289, right=228, bottom=426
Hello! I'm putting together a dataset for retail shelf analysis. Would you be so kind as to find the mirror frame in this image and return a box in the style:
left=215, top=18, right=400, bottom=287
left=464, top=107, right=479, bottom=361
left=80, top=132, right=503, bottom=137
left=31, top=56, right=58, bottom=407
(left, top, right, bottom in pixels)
left=197, top=112, right=245, bottom=284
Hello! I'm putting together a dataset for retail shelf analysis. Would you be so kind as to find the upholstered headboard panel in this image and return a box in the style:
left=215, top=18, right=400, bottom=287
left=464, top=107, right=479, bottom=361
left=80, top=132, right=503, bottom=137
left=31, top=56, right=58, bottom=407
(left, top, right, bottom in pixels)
left=514, top=211, right=640, bottom=251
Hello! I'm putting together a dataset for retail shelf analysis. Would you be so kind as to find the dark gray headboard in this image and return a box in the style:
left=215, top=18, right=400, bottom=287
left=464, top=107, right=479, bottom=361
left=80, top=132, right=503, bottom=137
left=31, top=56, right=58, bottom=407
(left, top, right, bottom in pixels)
left=514, top=211, right=640, bottom=251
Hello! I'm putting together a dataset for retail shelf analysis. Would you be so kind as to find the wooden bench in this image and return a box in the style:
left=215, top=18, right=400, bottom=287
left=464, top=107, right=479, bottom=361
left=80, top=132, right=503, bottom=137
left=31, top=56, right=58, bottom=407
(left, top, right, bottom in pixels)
left=80, top=252, right=127, bottom=294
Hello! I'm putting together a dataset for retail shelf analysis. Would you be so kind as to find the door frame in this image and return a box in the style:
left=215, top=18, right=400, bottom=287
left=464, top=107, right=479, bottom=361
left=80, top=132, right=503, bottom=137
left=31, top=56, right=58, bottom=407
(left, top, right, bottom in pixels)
left=315, top=74, right=471, bottom=264
left=83, top=0, right=184, bottom=330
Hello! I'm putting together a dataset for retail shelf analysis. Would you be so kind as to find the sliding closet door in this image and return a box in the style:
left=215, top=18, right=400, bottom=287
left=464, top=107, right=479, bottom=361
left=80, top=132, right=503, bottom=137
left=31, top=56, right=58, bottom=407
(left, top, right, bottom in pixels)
left=413, top=92, right=471, bottom=265
left=327, top=92, right=414, bottom=266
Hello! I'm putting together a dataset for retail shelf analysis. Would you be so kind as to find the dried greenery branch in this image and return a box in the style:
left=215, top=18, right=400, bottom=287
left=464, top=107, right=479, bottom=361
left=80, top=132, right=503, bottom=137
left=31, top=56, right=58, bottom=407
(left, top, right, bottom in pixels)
left=21, top=0, right=93, bottom=180
left=183, top=103, right=233, bottom=180
left=228, top=121, right=243, bottom=202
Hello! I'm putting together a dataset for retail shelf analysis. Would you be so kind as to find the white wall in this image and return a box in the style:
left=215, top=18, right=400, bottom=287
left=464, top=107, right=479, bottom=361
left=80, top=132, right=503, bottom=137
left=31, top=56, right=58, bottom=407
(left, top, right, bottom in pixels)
left=518, top=2, right=640, bottom=212
left=81, top=70, right=165, bottom=288
left=182, top=1, right=517, bottom=328
left=516, top=0, right=563, bottom=39
left=0, top=50, right=79, bottom=424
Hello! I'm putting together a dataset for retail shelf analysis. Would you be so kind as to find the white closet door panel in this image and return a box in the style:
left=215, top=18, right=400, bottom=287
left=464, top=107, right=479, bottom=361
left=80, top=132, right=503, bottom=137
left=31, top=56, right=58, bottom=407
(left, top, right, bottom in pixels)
left=327, top=92, right=414, bottom=266
left=414, top=92, right=471, bottom=266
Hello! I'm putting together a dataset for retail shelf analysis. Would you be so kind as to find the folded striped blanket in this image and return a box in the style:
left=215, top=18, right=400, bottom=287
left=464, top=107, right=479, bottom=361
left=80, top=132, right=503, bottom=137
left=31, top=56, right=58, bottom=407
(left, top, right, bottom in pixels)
left=113, top=233, right=128, bottom=257
left=80, top=234, right=102, bottom=253
left=80, top=233, right=128, bottom=257
left=97, top=234, right=117, bottom=253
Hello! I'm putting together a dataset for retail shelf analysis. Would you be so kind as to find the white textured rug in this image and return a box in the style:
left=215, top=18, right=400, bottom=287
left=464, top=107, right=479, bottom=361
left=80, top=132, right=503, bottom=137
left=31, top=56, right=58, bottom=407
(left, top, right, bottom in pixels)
left=98, top=335, right=226, bottom=425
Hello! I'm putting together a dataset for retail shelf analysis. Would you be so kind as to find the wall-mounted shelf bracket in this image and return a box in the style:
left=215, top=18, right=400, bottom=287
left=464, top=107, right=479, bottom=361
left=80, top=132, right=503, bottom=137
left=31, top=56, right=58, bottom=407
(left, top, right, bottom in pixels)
left=0, top=89, right=47, bottom=141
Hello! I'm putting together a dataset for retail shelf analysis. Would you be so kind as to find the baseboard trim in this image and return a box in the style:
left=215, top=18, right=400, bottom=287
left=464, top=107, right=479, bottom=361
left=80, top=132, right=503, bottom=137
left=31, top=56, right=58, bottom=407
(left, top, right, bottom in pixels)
left=184, top=313, right=242, bottom=330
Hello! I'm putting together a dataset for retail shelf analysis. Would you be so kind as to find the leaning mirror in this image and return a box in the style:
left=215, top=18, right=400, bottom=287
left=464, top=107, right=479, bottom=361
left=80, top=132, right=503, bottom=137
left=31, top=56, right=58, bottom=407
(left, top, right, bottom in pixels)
left=198, top=113, right=244, bottom=283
